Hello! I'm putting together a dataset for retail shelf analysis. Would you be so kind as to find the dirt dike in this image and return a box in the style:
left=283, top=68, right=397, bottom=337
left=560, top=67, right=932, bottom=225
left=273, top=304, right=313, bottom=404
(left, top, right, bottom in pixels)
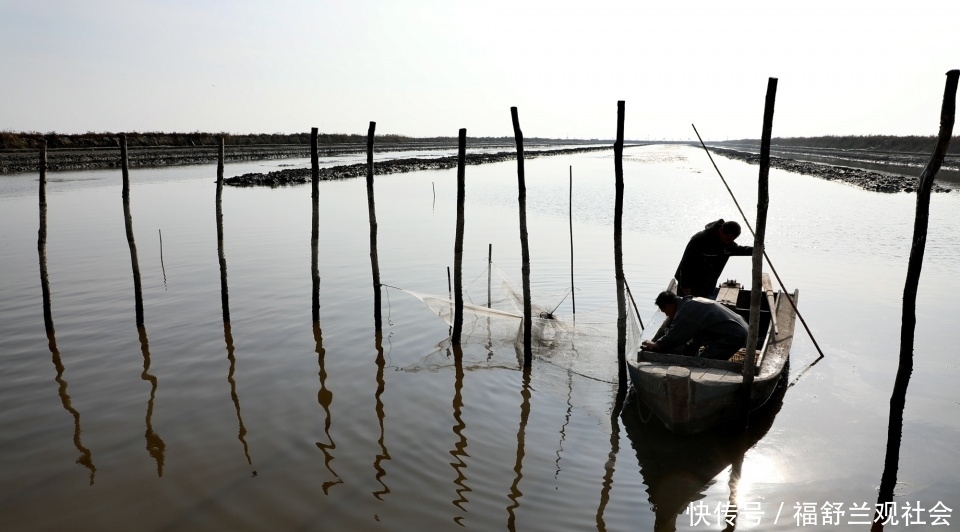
left=708, top=147, right=951, bottom=193
left=223, top=145, right=619, bottom=187
left=0, top=145, right=316, bottom=174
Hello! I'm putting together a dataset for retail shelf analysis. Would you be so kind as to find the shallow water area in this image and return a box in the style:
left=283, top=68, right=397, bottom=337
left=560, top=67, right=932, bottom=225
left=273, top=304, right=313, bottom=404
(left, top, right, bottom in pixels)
left=1, top=144, right=958, bottom=531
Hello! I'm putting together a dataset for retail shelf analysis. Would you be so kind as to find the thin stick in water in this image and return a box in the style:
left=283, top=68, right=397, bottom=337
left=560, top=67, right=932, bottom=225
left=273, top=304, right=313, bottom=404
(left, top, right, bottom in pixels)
left=569, top=165, right=575, bottom=318
left=159, top=229, right=167, bottom=289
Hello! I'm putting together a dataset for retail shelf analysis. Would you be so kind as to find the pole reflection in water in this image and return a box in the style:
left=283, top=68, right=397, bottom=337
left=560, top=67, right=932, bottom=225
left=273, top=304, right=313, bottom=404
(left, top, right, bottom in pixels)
left=372, top=331, right=391, bottom=500
left=120, top=134, right=165, bottom=476
left=595, top=393, right=622, bottom=532
left=38, top=142, right=96, bottom=484
left=216, top=147, right=253, bottom=470
left=621, top=373, right=786, bottom=532
left=448, top=345, right=470, bottom=525
left=138, top=326, right=165, bottom=476
left=506, top=368, right=532, bottom=532
left=309, top=131, right=341, bottom=493
left=555, top=370, right=573, bottom=482
left=314, top=322, right=341, bottom=493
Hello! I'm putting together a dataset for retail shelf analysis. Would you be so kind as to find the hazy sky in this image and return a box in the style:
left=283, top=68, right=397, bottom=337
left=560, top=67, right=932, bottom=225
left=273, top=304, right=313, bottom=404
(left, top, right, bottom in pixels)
left=2, top=1, right=958, bottom=140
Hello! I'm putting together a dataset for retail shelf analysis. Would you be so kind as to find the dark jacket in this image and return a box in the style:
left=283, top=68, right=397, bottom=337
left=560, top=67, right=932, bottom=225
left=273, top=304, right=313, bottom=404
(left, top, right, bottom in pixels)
left=654, top=296, right=748, bottom=353
left=675, top=219, right=752, bottom=297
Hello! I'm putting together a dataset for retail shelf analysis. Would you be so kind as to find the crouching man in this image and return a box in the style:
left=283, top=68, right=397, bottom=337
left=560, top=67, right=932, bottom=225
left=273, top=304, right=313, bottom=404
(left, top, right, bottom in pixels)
left=640, top=291, right=748, bottom=360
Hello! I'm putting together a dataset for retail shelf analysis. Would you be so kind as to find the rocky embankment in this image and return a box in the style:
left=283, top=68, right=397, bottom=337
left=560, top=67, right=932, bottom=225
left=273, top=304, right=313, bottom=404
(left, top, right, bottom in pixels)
left=223, top=145, right=618, bottom=187
left=0, top=145, right=317, bottom=174
left=708, top=147, right=951, bottom=193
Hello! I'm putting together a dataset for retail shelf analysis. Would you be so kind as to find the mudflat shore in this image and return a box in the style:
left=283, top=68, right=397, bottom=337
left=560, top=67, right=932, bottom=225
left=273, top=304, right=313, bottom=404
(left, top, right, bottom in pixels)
left=707, top=146, right=952, bottom=193
left=1, top=144, right=326, bottom=174
left=4, top=140, right=952, bottom=194
left=223, top=145, right=620, bottom=187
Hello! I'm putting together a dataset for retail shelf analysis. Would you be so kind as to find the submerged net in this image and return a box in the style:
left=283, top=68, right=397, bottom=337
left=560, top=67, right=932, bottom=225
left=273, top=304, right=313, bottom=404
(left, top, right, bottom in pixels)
left=392, top=262, right=643, bottom=416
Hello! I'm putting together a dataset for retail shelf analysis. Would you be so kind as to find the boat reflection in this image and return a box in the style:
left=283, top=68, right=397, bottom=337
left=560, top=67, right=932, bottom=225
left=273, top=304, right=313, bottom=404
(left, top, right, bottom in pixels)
left=621, top=369, right=787, bottom=532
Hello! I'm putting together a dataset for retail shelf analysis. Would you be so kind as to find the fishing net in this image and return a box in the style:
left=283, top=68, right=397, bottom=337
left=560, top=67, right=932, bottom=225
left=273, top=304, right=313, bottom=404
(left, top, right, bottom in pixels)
left=391, top=263, right=643, bottom=419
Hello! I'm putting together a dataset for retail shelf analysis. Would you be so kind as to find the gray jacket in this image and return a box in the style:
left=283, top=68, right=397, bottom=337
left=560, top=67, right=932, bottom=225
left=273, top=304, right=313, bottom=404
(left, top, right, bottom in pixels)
left=655, top=296, right=748, bottom=351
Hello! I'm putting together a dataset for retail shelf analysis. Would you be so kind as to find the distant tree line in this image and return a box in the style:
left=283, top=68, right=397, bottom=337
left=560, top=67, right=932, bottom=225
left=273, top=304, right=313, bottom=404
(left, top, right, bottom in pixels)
left=0, top=130, right=590, bottom=150
left=719, top=135, right=959, bottom=155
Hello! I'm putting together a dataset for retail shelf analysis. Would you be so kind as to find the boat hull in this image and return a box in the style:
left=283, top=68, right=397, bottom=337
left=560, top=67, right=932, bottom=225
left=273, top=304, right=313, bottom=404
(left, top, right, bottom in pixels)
left=626, top=289, right=798, bottom=435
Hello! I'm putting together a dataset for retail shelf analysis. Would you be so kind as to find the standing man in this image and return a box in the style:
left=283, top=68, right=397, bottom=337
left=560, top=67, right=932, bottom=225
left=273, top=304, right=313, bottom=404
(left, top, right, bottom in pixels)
left=675, top=219, right=752, bottom=298
left=641, top=291, right=748, bottom=360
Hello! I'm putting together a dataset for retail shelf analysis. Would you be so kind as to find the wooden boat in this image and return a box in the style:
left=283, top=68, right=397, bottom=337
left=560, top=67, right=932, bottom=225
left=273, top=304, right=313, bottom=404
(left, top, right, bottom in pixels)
left=625, top=274, right=798, bottom=435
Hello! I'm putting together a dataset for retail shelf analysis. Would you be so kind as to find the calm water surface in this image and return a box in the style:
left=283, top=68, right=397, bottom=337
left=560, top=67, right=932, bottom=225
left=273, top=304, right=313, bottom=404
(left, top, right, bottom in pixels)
left=2, top=145, right=959, bottom=531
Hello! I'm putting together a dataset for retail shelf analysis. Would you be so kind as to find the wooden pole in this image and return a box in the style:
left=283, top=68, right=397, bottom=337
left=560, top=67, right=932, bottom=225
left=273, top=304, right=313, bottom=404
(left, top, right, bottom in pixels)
left=217, top=137, right=229, bottom=323
left=452, top=128, right=467, bottom=345
left=569, top=165, right=576, bottom=318
left=742, top=78, right=778, bottom=424
left=119, top=133, right=144, bottom=327
left=38, top=140, right=53, bottom=331
left=613, top=101, right=627, bottom=395
left=366, top=122, right=382, bottom=332
left=875, top=69, right=958, bottom=523
left=311, top=128, right=320, bottom=323
left=511, top=107, right=533, bottom=368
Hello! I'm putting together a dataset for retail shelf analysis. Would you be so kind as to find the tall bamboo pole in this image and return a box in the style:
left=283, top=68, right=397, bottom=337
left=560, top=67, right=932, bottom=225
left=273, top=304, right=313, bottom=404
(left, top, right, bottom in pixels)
left=452, top=129, right=467, bottom=345
left=742, top=78, right=778, bottom=423
left=613, top=101, right=627, bottom=394
left=366, top=122, right=382, bottom=332
left=511, top=107, right=532, bottom=368
left=874, top=69, right=958, bottom=526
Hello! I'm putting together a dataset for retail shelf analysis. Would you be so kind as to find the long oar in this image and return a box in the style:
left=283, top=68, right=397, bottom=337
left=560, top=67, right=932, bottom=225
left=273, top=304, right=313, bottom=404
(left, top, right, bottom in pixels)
left=691, top=123, right=825, bottom=360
